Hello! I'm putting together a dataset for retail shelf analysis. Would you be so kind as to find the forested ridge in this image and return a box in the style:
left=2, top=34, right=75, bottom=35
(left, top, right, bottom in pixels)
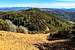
left=0, top=8, right=73, bottom=33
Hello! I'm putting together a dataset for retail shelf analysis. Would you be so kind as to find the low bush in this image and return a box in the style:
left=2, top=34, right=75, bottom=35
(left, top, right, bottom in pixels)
left=0, top=19, right=29, bottom=33
left=48, top=30, right=71, bottom=40
left=16, top=26, right=28, bottom=34
left=0, top=19, right=17, bottom=32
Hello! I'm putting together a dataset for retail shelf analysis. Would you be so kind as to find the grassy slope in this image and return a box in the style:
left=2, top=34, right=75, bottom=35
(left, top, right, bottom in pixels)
left=0, top=31, right=48, bottom=50
left=0, top=31, right=74, bottom=50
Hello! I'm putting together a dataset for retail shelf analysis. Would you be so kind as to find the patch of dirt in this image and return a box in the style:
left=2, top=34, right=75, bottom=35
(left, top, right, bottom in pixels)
left=33, top=40, right=75, bottom=50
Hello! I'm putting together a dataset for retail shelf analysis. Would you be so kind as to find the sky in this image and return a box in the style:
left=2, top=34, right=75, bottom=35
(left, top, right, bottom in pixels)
left=0, top=0, right=75, bottom=8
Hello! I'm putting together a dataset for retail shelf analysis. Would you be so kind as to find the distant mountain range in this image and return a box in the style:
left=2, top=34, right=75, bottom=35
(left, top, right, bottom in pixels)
left=41, top=8, right=75, bottom=12
left=0, top=7, right=31, bottom=11
left=40, top=8, right=75, bottom=22
left=0, top=7, right=75, bottom=12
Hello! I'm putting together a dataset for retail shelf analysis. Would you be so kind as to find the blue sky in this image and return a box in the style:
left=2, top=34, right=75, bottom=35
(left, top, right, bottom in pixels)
left=0, top=0, right=75, bottom=8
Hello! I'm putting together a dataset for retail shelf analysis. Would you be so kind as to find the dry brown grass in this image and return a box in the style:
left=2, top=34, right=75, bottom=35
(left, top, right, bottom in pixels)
left=0, top=31, right=48, bottom=50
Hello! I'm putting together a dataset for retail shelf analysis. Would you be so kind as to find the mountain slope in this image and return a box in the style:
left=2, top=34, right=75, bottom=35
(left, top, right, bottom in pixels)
left=0, top=8, right=72, bottom=33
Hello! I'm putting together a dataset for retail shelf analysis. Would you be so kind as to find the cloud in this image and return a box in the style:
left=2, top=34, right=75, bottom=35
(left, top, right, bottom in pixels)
left=1, top=2, right=75, bottom=8
left=15, top=2, right=75, bottom=8
left=49, top=2, right=75, bottom=8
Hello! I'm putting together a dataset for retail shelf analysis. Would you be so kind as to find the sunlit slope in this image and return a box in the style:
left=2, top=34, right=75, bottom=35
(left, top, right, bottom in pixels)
left=0, top=31, right=48, bottom=50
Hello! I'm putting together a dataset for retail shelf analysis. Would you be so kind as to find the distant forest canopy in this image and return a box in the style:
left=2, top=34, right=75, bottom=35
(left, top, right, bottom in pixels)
left=0, top=8, right=73, bottom=33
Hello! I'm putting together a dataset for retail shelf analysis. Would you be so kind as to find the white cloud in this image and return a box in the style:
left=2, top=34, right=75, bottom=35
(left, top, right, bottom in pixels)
left=1, top=2, right=75, bottom=8
left=49, top=2, right=75, bottom=8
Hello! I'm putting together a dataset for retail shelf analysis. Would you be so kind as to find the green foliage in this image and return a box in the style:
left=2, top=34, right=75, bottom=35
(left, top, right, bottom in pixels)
left=48, top=30, right=70, bottom=40
left=48, top=25, right=75, bottom=40
left=16, top=26, right=28, bottom=33
left=0, top=19, right=17, bottom=32
left=0, top=19, right=29, bottom=33
left=0, top=8, right=73, bottom=33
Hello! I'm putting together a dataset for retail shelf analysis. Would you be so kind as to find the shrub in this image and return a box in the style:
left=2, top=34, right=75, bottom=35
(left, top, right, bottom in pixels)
left=0, top=19, right=29, bottom=33
left=69, top=30, right=75, bottom=41
left=16, top=26, right=28, bottom=34
left=5, top=20, right=17, bottom=32
left=48, top=30, right=70, bottom=40
left=0, top=19, right=17, bottom=32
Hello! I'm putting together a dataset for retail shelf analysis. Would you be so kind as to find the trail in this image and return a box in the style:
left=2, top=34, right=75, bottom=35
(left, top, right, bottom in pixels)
left=33, top=39, right=70, bottom=44
left=33, top=39, right=75, bottom=50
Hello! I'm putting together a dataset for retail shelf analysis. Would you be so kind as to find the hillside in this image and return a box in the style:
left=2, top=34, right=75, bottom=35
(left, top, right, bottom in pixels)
left=0, top=31, right=75, bottom=50
left=0, top=31, right=48, bottom=50
left=0, top=8, right=72, bottom=33
left=0, top=8, right=74, bottom=50
left=0, top=7, right=75, bottom=22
